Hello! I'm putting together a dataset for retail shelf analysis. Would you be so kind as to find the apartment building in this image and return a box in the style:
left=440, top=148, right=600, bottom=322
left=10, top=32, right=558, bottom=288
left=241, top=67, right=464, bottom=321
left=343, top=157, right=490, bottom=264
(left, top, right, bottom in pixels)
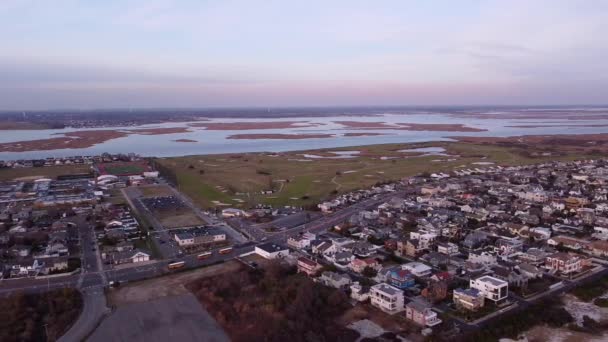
left=470, top=275, right=508, bottom=303
left=370, top=283, right=405, bottom=314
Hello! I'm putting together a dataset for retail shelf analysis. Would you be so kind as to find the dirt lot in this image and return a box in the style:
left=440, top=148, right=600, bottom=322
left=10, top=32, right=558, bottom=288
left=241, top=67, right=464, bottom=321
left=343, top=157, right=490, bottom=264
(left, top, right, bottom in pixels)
left=521, top=325, right=608, bottom=342
left=107, top=261, right=243, bottom=307
left=157, top=211, right=203, bottom=228
left=339, top=303, right=423, bottom=340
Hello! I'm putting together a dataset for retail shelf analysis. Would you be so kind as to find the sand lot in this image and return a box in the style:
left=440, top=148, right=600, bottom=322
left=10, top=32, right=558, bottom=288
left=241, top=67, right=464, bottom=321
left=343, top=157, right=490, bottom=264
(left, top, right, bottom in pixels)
left=89, top=294, right=228, bottom=342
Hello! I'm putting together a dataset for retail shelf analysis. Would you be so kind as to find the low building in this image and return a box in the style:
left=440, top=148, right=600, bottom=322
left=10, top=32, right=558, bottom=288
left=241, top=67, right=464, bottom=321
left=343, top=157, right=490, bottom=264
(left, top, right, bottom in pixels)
left=588, top=240, right=608, bottom=257
left=174, top=229, right=226, bottom=247
left=470, top=275, right=508, bottom=303
left=297, top=256, right=322, bottom=276
left=349, top=258, right=380, bottom=274
left=422, top=277, right=448, bottom=303
left=387, top=269, right=416, bottom=289
left=255, top=243, right=290, bottom=260
left=453, top=288, right=485, bottom=311
left=403, top=262, right=433, bottom=277
left=287, top=232, right=316, bottom=250
left=405, top=300, right=442, bottom=327
left=350, top=282, right=370, bottom=302
left=437, top=242, right=459, bottom=255
left=319, top=271, right=352, bottom=289
left=110, top=249, right=150, bottom=264
left=370, top=283, right=405, bottom=314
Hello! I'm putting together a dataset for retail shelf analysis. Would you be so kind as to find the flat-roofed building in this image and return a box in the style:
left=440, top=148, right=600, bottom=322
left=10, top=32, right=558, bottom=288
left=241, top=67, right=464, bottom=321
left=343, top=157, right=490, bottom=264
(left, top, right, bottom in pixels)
left=470, top=275, right=508, bottom=303
left=370, top=283, right=405, bottom=314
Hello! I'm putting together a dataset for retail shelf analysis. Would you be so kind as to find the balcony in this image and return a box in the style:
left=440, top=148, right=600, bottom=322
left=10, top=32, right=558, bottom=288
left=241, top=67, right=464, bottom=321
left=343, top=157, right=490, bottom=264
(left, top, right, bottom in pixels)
left=425, top=312, right=442, bottom=327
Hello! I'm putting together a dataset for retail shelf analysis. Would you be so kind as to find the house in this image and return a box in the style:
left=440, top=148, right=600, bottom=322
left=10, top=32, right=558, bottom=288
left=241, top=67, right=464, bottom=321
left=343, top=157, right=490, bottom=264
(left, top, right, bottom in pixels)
left=496, top=238, right=524, bottom=257
left=40, top=256, right=69, bottom=273
left=547, top=235, right=587, bottom=251
left=8, top=245, right=30, bottom=258
left=453, top=288, right=485, bottom=311
left=110, top=249, right=150, bottom=264
left=403, top=262, right=433, bottom=277
left=517, top=262, right=544, bottom=279
left=311, top=240, right=335, bottom=255
left=397, top=239, right=422, bottom=257
left=545, top=252, right=582, bottom=275
left=462, top=231, right=489, bottom=250
left=387, top=269, right=416, bottom=289
left=319, top=271, right=352, bottom=289
left=421, top=252, right=450, bottom=267
left=519, top=248, right=548, bottom=264
left=588, top=240, right=608, bottom=257
left=422, top=277, right=448, bottom=302
left=370, top=283, right=405, bottom=314
left=255, top=243, right=290, bottom=260
left=297, top=257, right=322, bottom=276
left=437, top=242, right=459, bottom=255
left=491, top=265, right=527, bottom=287
left=350, top=282, right=370, bottom=302
left=405, top=300, right=442, bottom=327
left=287, top=232, right=316, bottom=249
left=470, top=275, right=508, bottom=303
left=468, top=250, right=497, bottom=266
left=349, top=258, right=380, bottom=274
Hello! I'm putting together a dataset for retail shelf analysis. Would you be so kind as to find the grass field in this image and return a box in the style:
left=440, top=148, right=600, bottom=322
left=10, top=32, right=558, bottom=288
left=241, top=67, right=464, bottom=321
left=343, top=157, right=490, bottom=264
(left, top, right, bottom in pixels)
left=96, top=162, right=149, bottom=176
left=0, top=164, right=92, bottom=181
left=139, top=185, right=176, bottom=197
left=156, top=139, right=601, bottom=209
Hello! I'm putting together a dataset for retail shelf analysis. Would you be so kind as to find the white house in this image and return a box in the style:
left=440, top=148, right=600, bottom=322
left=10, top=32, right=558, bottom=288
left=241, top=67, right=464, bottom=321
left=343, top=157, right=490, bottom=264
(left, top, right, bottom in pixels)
left=468, top=250, right=498, bottom=266
left=255, top=243, right=290, bottom=259
left=402, top=262, right=433, bottom=277
left=470, top=275, right=508, bottom=303
left=350, top=282, right=370, bottom=302
left=437, top=242, right=459, bottom=256
left=370, top=283, right=405, bottom=314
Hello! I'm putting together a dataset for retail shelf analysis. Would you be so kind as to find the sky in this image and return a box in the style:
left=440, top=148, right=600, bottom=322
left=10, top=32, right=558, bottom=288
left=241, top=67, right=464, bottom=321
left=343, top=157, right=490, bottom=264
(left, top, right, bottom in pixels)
left=1, top=0, right=607, bottom=110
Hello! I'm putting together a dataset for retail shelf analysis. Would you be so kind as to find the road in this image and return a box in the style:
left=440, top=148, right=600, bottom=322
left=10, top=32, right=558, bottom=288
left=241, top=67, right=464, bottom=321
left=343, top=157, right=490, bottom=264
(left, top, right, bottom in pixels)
left=58, top=287, right=109, bottom=342
left=122, top=187, right=182, bottom=259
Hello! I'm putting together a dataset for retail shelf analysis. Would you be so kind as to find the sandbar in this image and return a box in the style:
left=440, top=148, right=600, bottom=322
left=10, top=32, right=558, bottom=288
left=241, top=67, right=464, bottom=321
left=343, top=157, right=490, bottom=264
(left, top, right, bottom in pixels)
left=227, top=133, right=334, bottom=140
left=334, top=121, right=485, bottom=132
left=173, top=139, right=198, bottom=143
left=0, top=130, right=128, bottom=152
left=343, top=132, right=388, bottom=137
left=190, top=121, right=318, bottom=130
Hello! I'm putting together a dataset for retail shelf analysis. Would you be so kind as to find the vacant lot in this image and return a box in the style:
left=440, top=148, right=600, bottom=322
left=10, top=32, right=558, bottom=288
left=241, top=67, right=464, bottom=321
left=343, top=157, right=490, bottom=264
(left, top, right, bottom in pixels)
left=0, top=164, right=91, bottom=181
left=158, top=211, right=203, bottom=228
left=108, top=260, right=242, bottom=307
left=156, top=139, right=600, bottom=209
